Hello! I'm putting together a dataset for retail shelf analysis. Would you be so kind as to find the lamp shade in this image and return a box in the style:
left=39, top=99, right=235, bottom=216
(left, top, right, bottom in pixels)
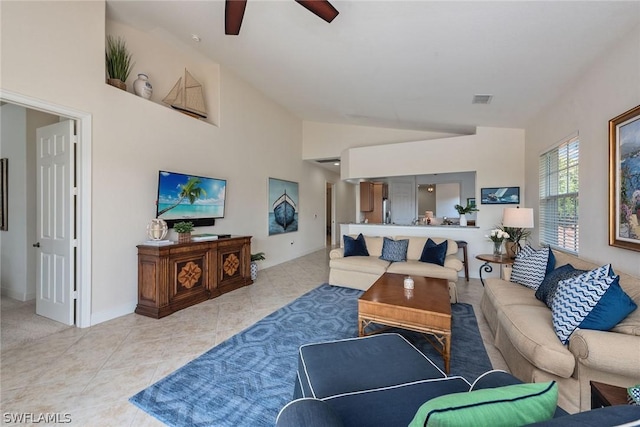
left=502, top=208, right=534, bottom=228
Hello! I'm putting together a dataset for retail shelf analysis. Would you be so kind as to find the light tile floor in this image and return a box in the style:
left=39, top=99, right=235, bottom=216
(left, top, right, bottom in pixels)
left=0, top=248, right=507, bottom=426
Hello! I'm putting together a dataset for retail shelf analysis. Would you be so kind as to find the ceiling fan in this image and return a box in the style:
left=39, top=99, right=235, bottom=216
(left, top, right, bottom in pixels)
left=225, top=0, right=339, bottom=35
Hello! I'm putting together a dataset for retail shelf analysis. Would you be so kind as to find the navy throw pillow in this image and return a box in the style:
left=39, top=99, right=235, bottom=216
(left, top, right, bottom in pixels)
left=379, top=237, right=409, bottom=262
left=343, top=233, right=369, bottom=257
left=546, top=250, right=556, bottom=275
left=535, top=264, right=586, bottom=308
left=419, top=238, right=448, bottom=266
left=579, top=278, right=637, bottom=331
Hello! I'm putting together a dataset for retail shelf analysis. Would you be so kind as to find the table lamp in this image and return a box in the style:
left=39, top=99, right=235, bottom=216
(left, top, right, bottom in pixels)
left=502, top=207, right=534, bottom=257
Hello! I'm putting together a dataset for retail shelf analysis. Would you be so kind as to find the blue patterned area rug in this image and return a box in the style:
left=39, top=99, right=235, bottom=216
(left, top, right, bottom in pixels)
left=129, top=284, right=491, bottom=426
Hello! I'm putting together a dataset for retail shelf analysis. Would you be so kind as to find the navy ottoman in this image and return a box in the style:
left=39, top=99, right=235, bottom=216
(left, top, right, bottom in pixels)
left=295, top=333, right=447, bottom=399
left=291, top=333, right=471, bottom=426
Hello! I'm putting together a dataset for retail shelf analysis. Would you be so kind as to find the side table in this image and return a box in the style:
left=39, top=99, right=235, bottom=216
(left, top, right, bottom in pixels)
left=590, top=381, right=630, bottom=409
left=475, top=254, right=514, bottom=287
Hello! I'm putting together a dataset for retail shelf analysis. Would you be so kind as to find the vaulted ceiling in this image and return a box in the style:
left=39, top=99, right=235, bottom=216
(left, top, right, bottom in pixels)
left=107, top=1, right=639, bottom=135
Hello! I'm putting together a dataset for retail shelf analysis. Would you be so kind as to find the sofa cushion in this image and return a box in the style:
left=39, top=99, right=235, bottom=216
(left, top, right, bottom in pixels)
left=329, top=256, right=390, bottom=275
left=386, top=260, right=459, bottom=282
left=343, top=233, right=369, bottom=257
left=409, top=382, right=558, bottom=427
left=551, top=264, right=616, bottom=344
left=323, top=377, right=471, bottom=427
left=276, top=399, right=343, bottom=427
left=483, top=279, right=546, bottom=310
left=363, top=236, right=384, bottom=257
left=380, top=237, right=409, bottom=262
left=396, top=236, right=458, bottom=260
left=498, top=304, right=576, bottom=378
left=535, top=264, right=587, bottom=308
left=419, top=238, right=448, bottom=266
left=511, top=246, right=551, bottom=290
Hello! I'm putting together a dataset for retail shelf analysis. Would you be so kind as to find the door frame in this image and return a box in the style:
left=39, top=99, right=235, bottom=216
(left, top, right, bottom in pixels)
left=1, top=89, right=92, bottom=328
left=325, top=181, right=336, bottom=246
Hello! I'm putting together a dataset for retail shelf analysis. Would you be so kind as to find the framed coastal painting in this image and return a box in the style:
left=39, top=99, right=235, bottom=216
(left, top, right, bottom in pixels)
left=480, top=187, right=520, bottom=205
left=268, top=178, right=299, bottom=235
left=609, top=104, right=640, bottom=252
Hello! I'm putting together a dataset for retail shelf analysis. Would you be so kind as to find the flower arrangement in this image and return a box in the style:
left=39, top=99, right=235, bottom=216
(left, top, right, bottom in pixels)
left=487, top=228, right=510, bottom=243
left=487, top=228, right=510, bottom=256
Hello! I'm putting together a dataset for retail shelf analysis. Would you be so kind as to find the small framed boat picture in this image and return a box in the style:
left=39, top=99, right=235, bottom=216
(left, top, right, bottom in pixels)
left=268, top=178, right=299, bottom=235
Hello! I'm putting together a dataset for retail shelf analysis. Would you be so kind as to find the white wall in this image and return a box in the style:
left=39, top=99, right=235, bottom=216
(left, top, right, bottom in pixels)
left=0, top=1, right=344, bottom=324
left=435, top=182, right=460, bottom=218
left=302, top=121, right=461, bottom=160
left=342, top=127, right=527, bottom=232
left=525, top=24, right=640, bottom=277
left=105, top=20, right=221, bottom=127
left=0, top=105, right=28, bottom=300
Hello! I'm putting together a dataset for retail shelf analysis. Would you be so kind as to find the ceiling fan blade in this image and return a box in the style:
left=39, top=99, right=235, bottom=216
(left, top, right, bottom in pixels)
left=295, top=0, right=339, bottom=23
left=225, top=0, right=247, bottom=35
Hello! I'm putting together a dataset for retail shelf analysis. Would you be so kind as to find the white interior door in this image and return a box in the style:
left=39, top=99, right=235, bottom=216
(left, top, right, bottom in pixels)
left=35, top=120, right=75, bottom=325
left=389, top=178, right=416, bottom=225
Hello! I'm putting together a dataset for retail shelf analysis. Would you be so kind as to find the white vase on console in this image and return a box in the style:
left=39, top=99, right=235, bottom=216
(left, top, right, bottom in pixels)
left=459, top=214, right=467, bottom=227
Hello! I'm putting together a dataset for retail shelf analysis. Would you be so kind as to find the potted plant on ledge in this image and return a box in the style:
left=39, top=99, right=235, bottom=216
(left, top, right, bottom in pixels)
left=174, top=221, right=194, bottom=244
left=454, top=203, right=479, bottom=227
left=250, top=252, right=266, bottom=281
left=105, top=35, right=134, bottom=91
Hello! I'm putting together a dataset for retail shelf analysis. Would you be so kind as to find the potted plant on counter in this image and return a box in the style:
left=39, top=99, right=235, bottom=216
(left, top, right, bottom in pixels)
left=454, top=203, right=479, bottom=227
left=250, top=252, right=266, bottom=281
left=174, top=221, right=194, bottom=244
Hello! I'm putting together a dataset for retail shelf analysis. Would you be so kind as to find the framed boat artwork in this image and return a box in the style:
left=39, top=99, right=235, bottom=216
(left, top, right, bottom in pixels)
left=609, top=104, right=640, bottom=252
left=269, top=178, right=299, bottom=235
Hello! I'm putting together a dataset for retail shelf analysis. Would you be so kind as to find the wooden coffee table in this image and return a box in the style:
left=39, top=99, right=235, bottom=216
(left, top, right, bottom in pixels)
left=358, top=272, right=452, bottom=373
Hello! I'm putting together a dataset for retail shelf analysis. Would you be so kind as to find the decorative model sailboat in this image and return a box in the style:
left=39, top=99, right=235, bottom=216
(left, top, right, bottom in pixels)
left=162, top=69, right=207, bottom=119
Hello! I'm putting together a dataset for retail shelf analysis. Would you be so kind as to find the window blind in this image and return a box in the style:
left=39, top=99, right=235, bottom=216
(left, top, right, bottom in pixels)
left=539, top=136, right=579, bottom=253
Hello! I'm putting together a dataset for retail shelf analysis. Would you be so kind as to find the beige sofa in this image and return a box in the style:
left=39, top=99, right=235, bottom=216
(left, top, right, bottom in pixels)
left=329, top=235, right=463, bottom=303
left=481, top=250, right=640, bottom=413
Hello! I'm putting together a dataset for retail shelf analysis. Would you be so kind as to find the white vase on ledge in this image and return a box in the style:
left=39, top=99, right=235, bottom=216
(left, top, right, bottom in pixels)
left=459, top=214, right=467, bottom=227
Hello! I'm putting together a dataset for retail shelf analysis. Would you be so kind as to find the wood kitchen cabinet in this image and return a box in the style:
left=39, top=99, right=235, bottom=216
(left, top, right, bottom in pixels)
left=360, top=181, right=373, bottom=212
left=136, top=236, right=252, bottom=318
left=364, top=183, right=388, bottom=223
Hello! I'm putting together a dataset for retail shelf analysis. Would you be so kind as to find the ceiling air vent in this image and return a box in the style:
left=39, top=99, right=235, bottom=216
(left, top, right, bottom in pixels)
left=472, top=94, right=493, bottom=105
left=316, top=158, right=340, bottom=164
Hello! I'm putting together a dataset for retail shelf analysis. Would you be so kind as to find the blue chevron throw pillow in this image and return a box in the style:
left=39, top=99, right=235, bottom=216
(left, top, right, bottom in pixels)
left=551, top=264, right=616, bottom=344
left=510, top=246, right=551, bottom=290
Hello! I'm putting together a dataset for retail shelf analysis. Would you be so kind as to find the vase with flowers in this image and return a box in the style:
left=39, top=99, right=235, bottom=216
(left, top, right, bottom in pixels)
left=487, top=228, right=510, bottom=256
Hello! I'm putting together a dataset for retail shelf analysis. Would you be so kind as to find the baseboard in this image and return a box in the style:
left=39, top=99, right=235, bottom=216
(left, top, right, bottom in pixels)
left=90, top=301, right=136, bottom=326
left=1, top=287, right=35, bottom=301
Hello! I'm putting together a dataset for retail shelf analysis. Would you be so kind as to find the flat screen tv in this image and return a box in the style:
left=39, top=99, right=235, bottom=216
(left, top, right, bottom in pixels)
left=156, top=170, right=226, bottom=227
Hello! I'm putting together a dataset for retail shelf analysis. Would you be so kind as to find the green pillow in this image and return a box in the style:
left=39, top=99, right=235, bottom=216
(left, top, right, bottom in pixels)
left=409, top=382, right=557, bottom=427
